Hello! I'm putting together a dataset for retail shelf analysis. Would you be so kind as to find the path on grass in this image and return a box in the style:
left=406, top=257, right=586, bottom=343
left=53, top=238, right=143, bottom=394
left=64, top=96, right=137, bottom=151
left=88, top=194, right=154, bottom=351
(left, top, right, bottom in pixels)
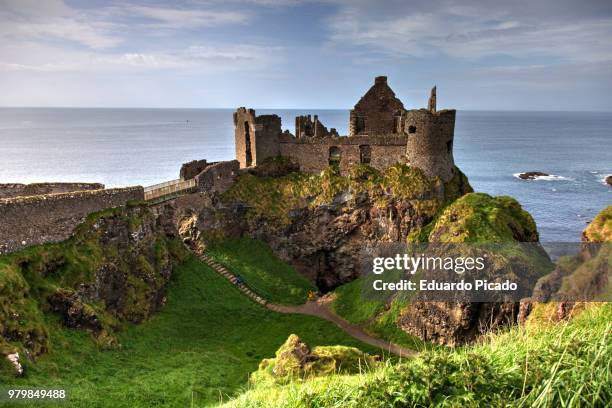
left=197, top=251, right=415, bottom=357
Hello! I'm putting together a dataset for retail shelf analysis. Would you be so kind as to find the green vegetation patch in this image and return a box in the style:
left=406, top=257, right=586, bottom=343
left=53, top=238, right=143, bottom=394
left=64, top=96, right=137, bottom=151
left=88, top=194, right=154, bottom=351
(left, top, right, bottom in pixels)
left=0, top=204, right=185, bottom=360
left=252, top=334, right=379, bottom=385
left=428, top=192, right=539, bottom=243
left=583, top=205, right=612, bottom=242
left=224, top=303, right=612, bottom=408
left=222, top=162, right=472, bottom=229
left=3, top=257, right=376, bottom=407
left=205, top=237, right=316, bottom=305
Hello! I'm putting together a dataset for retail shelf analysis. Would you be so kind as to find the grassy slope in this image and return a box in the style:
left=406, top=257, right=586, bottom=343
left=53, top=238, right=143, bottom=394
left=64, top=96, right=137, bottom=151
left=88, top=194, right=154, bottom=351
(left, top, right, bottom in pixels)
left=224, top=303, right=612, bottom=408
left=205, top=238, right=316, bottom=305
left=3, top=257, right=376, bottom=408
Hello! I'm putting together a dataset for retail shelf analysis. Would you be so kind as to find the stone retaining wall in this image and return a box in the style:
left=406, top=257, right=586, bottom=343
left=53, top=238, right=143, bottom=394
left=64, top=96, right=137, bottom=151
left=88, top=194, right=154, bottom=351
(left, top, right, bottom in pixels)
left=0, top=182, right=105, bottom=199
left=0, top=187, right=144, bottom=254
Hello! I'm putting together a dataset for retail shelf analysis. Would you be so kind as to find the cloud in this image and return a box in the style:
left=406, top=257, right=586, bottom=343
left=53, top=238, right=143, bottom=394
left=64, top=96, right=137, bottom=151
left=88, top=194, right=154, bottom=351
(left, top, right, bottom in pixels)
left=123, top=5, right=249, bottom=29
left=0, top=0, right=121, bottom=49
left=0, top=41, right=283, bottom=73
left=325, top=0, right=612, bottom=63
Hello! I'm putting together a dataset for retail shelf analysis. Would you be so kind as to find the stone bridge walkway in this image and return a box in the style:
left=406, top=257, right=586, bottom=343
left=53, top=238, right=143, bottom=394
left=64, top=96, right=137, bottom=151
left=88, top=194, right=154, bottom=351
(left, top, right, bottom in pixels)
left=195, top=251, right=414, bottom=357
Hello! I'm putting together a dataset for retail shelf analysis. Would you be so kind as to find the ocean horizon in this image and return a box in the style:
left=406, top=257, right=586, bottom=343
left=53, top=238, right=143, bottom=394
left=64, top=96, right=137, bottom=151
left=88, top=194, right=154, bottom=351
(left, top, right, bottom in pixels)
left=1, top=107, right=610, bottom=243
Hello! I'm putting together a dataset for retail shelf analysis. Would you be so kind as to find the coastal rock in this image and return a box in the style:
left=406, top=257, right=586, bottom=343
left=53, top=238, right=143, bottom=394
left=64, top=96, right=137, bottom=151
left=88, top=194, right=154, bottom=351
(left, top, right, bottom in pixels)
left=606, top=175, right=612, bottom=186
left=520, top=205, right=611, bottom=323
left=517, top=171, right=549, bottom=180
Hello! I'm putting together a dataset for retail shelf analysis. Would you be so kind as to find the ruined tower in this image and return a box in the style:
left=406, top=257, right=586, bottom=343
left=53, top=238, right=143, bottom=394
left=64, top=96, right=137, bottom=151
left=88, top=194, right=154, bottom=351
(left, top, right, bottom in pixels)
left=233, top=108, right=281, bottom=168
left=349, top=76, right=405, bottom=136
left=403, top=106, right=456, bottom=182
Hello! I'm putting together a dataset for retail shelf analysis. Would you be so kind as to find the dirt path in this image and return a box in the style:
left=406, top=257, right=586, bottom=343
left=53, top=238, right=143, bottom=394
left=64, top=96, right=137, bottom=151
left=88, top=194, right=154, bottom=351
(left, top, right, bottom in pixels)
left=267, top=298, right=415, bottom=357
left=196, top=250, right=414, bottom=357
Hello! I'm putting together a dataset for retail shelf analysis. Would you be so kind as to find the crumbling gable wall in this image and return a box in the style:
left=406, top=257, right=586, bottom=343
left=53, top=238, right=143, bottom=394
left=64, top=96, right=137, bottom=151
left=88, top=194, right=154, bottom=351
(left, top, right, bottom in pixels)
left=349, top=76, right=405, bottom=136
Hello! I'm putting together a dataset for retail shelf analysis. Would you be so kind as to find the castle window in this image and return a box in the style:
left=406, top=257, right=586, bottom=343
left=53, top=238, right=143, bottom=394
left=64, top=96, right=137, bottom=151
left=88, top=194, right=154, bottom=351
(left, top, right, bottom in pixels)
left=446, top=140, right=453, bottom=154
left=359, top=145, right=371, bottom=164
left=244, top=121, right=252, bottom=167
left=329, top=146, right=341, bottom=168
left=408, top=125, right=417, bottom=134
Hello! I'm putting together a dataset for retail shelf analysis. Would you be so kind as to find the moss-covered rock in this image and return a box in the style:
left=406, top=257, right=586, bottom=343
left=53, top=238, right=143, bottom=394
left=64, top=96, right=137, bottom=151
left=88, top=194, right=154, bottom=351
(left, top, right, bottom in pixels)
left=252, top=334, right=378, bottom=385
left=428, top=193, right=538, bottom=243
left=583, top=205, right=612, bottom=242
left=0, top=204, right=187, bottom=363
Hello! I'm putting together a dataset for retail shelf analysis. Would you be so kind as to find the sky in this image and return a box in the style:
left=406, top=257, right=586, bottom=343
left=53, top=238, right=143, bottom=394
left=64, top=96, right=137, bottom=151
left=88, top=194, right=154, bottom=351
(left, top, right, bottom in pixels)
left=0, top=0, right=611, bottom=110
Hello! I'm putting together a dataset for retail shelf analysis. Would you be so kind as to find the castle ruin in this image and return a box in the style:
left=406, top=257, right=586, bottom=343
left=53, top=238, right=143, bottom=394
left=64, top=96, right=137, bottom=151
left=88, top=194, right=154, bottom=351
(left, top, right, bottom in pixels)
left=234, top=76, right=457, bottom=181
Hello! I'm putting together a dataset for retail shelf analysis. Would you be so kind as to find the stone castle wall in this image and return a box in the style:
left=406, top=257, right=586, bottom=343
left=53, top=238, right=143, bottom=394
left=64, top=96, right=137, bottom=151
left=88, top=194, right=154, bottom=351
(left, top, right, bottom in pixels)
left=0, top=187, right=144, bottom=254
left=180, top=159, right=209, bottom=180
left=279, top=134, right=407, bottom=174
left=195, top=160, right=240, bottom=194
left=0, top=182, right=105, bottom=199
left=234, top=107, right=281, bottom=168
left=233, top=77, right=456, bottom=181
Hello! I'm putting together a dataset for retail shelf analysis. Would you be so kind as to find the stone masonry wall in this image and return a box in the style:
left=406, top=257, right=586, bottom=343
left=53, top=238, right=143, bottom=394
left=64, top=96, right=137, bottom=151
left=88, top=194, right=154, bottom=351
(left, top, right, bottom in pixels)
left=0, top=186, right=144, bottom=254
left=349, top=76, right=405, bottom=136
left=234, top=107, right=281, bottom=168
left=404, top=109, right=456, bottom=182
left=279, top=134, right=407, bottom=175
left=195, top=160, right=240, bottom=194
left=180, top=159, right=209, bottom=180
left=0, top=183, right=105, bottom=199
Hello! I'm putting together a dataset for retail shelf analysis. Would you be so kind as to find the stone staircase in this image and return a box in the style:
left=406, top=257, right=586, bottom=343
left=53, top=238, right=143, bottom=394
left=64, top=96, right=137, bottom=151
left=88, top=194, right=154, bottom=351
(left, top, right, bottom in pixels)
left=196, top=252, right=268, bottom=306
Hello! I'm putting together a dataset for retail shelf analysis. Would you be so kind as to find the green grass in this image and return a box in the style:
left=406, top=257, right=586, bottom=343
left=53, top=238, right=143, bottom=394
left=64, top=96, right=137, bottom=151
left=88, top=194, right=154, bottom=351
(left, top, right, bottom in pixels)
left=331, top=274, right=426, bottom=351
left=206, top=238, right=316, bottom=305
left=3, top=257, right=376, bottom=407
left=223, top=303, right=612, bottom=408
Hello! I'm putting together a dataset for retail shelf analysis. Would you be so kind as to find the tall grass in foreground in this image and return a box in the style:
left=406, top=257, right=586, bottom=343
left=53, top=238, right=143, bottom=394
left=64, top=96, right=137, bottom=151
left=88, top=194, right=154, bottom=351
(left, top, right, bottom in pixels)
left=224, top=303, right=611, bottom=408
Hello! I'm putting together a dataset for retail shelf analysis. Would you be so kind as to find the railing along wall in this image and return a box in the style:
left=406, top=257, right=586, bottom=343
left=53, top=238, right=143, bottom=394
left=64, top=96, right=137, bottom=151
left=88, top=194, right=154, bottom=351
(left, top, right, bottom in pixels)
left=144, top=178, right=197, bottom=201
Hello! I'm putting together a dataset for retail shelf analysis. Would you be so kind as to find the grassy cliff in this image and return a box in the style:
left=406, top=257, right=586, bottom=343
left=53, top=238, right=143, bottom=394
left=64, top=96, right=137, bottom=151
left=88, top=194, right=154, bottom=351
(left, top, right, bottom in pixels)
left=224, top=303, right=611, bottom=408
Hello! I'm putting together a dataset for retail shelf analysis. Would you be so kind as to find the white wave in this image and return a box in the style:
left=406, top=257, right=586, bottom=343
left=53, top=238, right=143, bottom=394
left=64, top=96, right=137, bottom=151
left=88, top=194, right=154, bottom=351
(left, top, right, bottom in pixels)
left=513, top=173, right=573, bottom=181
left=601, top=174, right=611, bottom=185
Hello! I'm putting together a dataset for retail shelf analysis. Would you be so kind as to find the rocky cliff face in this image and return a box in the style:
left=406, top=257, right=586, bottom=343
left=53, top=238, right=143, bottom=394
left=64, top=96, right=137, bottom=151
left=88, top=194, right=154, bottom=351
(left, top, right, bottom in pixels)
left=0, top=203, right=184, bottom=375
left=174, top=162, right=473, bottom=291
left=519, top=205, right=611, bottom=324
left=167, top=160, right=552, bottom=345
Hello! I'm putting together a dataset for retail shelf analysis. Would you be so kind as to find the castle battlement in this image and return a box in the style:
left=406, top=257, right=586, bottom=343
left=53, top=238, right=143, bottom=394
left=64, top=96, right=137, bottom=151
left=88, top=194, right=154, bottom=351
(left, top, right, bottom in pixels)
left=234, top=77, right=457, bottom=181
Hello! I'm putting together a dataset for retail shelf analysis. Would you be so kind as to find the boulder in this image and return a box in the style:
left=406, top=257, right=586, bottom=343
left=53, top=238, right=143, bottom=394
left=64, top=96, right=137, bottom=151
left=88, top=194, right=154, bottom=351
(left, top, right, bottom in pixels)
left=252, top=334, right=378, bottom=384
left=605, top=175, right=612, bottom=186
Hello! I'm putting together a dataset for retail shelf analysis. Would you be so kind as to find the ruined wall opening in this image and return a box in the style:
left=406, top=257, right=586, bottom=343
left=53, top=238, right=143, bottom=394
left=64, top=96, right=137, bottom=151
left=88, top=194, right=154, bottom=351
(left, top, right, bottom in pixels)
left=329, top=146, right=341, bottom=168
left=446, top=139, right=453, bottom=154
left=359, top=145, right=371, bottom=164
left=244, top=121, right=252, bottom=167
left=408, top=125, right=417, bottom=134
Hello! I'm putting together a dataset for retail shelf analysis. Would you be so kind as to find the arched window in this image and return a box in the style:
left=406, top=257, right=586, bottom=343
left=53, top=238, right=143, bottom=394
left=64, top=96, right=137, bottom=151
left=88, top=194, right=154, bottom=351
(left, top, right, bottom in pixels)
left=408, top=125, right=417, bottom=134
left=359, top=145, right=371, bottom=164
left=329, top=146, right=341, bottom=167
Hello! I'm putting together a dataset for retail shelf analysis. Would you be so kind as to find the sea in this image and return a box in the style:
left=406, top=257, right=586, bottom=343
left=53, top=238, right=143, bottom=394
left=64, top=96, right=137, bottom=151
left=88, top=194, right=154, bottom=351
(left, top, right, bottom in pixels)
left=0, top=108, right=610, bottom=243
